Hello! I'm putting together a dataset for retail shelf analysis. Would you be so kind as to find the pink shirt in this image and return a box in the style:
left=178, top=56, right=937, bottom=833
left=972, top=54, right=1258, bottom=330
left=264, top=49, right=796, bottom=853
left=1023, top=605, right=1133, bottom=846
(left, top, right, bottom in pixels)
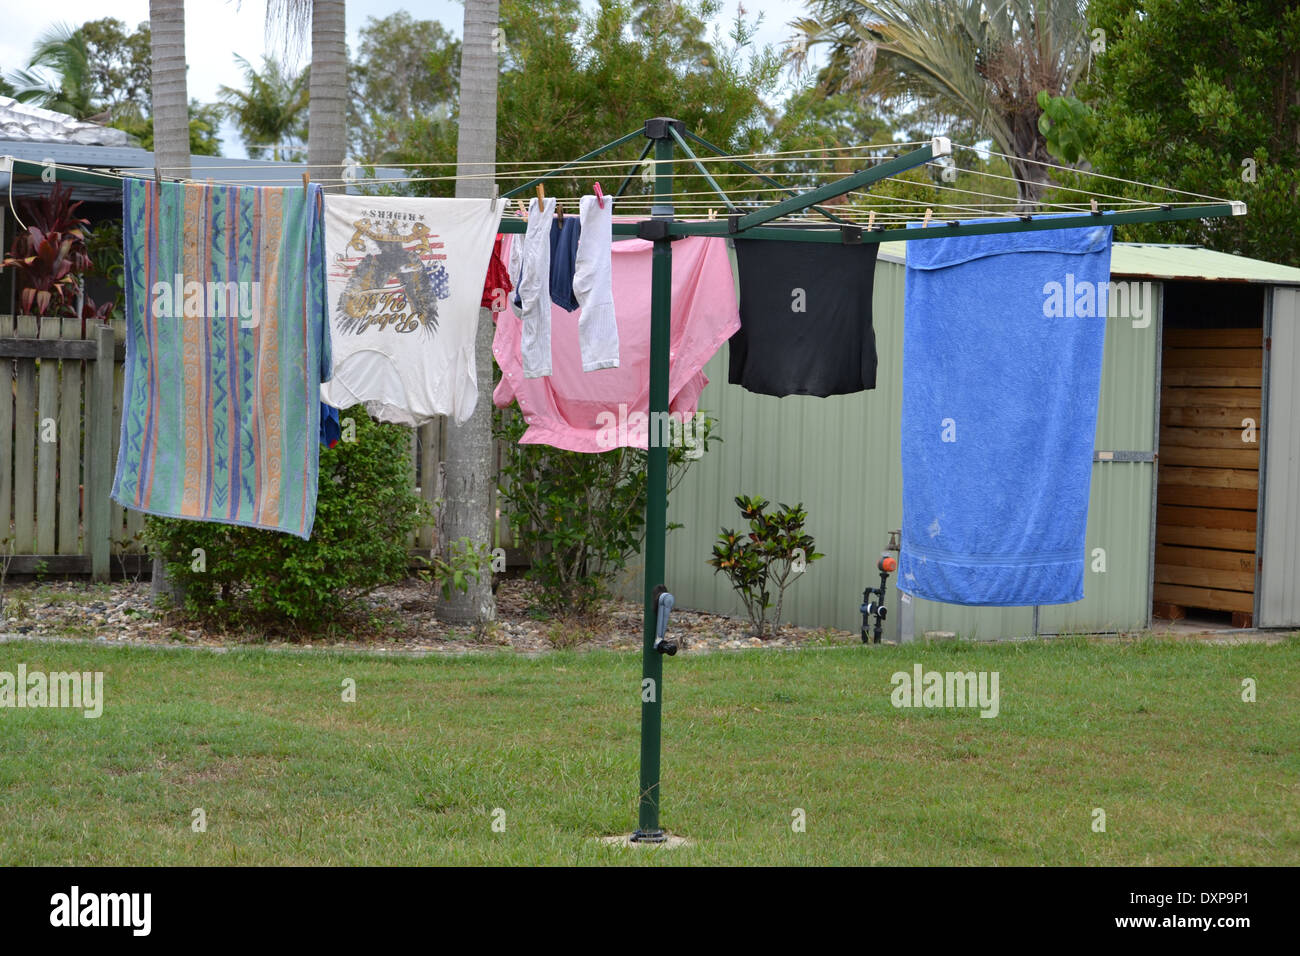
left=493, top=235, right=739, bottom=452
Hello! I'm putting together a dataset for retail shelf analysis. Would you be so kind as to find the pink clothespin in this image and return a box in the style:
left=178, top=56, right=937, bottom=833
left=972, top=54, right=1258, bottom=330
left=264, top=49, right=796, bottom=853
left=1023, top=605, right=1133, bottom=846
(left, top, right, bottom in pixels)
left=594, top=182, right=605, bottom=209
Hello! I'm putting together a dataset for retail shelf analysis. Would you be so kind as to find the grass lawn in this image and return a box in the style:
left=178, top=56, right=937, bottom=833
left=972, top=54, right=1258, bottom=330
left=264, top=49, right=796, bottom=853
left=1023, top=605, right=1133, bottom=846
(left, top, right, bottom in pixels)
left=0, top=636, right=1296, bottom=865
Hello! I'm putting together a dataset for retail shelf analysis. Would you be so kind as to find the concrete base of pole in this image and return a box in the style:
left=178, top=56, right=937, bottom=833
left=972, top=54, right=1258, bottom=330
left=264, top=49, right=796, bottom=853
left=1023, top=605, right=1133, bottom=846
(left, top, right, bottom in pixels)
left=600, top=833, right=691, bottom=849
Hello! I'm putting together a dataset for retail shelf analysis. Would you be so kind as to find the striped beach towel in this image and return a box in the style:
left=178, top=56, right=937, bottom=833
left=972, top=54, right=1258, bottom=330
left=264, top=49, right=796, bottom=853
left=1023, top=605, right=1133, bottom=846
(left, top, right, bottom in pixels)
left=112, top=178, right=331, bottom=539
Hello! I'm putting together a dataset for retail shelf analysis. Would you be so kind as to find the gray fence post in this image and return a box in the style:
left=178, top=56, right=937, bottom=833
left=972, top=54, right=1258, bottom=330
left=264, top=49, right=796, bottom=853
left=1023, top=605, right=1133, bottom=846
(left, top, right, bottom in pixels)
left=88, top=324, right=114, bottom=581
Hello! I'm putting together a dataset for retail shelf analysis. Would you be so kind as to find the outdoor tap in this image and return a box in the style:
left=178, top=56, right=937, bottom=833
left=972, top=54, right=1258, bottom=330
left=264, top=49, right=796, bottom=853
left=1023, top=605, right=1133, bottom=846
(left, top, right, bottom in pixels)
left=860, top=550, right=896, bottom=644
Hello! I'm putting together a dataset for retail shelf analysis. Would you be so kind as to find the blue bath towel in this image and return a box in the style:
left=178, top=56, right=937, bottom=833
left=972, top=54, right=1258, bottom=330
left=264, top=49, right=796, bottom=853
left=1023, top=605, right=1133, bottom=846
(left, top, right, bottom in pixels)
left=899, top=220, right=1113, bottom=606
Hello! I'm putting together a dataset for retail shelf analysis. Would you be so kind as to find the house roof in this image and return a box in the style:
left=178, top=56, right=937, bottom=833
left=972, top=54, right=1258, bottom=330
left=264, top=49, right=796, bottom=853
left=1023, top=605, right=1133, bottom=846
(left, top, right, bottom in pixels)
left=0, top=140, right=409, bottom=205
left=878, top=240, right=1300, bottom=286
left=0, top=95, right=132, bottom=147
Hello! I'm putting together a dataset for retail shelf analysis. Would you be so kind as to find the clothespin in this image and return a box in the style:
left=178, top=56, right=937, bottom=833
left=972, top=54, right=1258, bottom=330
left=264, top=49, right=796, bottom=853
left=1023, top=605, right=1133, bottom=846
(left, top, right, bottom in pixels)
left=536, top=183, right=545, bottom=203
left=154, top=166, right=161, bottom=183
left=556, top=200, right=564, bottom=223
left=1090, top=197, right=1100, bottom=215
left=302, top=171, right=311, bottom=189
left=516, top=199, right=527, bottom=218
left=708, top=208, right=716, bottom=220
left=206, top=177, right=214, bottom=187
left=594, top=181, right=605, bottom=209
left=922, top=207, right=933, bottom=228
left=867, top=210, right=876, bottom=231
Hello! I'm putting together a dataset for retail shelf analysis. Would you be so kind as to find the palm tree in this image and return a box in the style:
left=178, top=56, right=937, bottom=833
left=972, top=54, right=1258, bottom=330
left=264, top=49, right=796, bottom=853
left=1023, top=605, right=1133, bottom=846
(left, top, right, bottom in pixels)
left=149, top=0, right=189, bottom=180
left=793, top=0, right=1091, bottom=205
left=7, top=23, right=96, bottom=118
left=438, top=0, right=500, bottom=626
left=263, top=0, right=348, bottom=183
left=217, top=55, right=309, bottom=162
left=307, top=0, right=347, bottom=184
left=147, top=0, right=189, bottom=607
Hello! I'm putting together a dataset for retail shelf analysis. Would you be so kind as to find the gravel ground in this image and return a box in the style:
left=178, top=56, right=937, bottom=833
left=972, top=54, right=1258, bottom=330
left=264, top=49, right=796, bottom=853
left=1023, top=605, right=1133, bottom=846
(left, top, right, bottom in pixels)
left=0, top=576, right=862, bottom=655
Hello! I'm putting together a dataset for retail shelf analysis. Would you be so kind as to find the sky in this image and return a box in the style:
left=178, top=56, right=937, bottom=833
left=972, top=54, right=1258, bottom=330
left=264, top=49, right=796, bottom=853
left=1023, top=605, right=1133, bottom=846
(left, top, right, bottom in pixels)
left=0, top=0, right=820, bottom=158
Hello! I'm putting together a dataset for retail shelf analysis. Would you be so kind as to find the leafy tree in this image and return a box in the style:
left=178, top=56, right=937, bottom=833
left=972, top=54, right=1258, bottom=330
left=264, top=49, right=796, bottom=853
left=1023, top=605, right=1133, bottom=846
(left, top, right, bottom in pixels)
left=792, top=0, right=1092, bottom=205
left=8, top=18, right=152, bottom=123
left=351, top=12, right=460, bottom=162
left=380, top=0, right=783, bottom=201
left=76, top=18, right=152, bottom=121
left=217, top=54, right=309, bottom=162
left=7, top=23, right=96, bottom=118
left=1073, top=0, right=1300, bottom=266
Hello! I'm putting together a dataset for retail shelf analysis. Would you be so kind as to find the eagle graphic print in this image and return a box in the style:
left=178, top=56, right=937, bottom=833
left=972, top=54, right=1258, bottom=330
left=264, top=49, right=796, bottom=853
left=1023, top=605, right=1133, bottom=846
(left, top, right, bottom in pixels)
left=320, top=195, right=503, bottom=426
left=333, top=211, right=451, bottom=337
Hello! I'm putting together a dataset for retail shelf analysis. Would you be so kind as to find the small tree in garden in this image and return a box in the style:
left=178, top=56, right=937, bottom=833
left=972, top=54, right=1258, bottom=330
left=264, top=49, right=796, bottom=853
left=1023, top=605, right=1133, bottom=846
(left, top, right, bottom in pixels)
left=709, top=495, right=823, bottom=638
left=494, top=406, right=717, bottom=615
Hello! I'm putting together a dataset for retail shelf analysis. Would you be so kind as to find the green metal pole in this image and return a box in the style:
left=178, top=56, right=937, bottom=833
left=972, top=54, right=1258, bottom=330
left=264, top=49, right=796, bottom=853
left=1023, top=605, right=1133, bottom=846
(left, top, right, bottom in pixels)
left=631, top=120, right=676, bottom=843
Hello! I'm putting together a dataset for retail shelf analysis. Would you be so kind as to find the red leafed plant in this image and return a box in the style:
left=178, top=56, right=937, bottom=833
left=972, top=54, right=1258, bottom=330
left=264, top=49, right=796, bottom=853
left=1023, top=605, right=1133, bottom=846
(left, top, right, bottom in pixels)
left=1, top=183, right=111, bottom=321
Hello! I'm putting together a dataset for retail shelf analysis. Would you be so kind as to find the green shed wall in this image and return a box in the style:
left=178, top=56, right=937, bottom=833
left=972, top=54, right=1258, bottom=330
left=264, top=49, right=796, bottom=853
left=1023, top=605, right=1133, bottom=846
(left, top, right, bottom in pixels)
left=625, top=253, right=1161, bottom=639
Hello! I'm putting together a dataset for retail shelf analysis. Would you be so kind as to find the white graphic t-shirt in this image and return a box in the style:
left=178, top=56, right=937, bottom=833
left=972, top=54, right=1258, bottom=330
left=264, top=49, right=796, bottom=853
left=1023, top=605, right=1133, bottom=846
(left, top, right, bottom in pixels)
left=320, top=195, right=503, bottom=425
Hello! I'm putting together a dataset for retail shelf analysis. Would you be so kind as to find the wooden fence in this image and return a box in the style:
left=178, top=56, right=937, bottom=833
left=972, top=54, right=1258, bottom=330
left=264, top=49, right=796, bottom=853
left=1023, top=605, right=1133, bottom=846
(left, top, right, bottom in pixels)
left=1, top=314, right=513, bottom=580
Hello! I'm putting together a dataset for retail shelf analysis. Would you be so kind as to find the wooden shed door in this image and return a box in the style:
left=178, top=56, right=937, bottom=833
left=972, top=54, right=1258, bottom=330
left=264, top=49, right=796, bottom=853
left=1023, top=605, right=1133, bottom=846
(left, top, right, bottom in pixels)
left=1154, top=325, right=1262, bottom=625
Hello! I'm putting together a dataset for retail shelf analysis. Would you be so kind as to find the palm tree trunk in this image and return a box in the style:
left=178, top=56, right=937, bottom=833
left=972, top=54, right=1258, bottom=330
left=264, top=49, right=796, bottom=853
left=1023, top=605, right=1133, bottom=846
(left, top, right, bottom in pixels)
left=148, top=0, right=189, bottom=178
left=1009, top=117, right=1054, bottom=210
left=148, top=0, right=190, bottom=606
left=307, top=0, right=347, bottom=183
left=439, top=0, right=500, bottom=626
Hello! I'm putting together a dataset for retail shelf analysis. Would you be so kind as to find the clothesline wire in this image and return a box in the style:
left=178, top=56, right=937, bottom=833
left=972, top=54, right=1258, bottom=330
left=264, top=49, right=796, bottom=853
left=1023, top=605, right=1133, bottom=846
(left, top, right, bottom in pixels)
left=951, top=144, right=1233, bottom=204
left=9, top=148, right=1237, bottom=219
left=124, top=140, right=942, bottom=174
left=24, top=150, right=1224, bottom=206
left=150, top=141, right=1225, bottom=207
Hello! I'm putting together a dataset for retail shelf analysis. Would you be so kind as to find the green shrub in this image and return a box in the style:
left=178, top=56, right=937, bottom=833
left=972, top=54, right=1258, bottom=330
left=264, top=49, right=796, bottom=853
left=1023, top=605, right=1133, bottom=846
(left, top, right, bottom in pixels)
left=494, top=406, right=716, bottom=615
left=709, top=495, right=823, bottom=638
left=145, top=407, right=428, bottom=633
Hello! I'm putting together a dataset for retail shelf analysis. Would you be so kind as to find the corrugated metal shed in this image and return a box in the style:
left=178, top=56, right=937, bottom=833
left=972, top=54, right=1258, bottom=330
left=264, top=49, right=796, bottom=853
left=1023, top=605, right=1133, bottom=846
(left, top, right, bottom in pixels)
left=639, top=241, right=1298, bottom=637
left=1260, top=286, right=1300, bottom=626
left=880, top=240, right=1300, bottom=284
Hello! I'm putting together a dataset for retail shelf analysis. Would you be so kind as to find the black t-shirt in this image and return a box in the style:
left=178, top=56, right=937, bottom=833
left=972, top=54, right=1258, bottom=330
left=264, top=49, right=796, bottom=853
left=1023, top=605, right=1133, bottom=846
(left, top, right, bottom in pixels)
left=729, top=237, right=879, bottom=397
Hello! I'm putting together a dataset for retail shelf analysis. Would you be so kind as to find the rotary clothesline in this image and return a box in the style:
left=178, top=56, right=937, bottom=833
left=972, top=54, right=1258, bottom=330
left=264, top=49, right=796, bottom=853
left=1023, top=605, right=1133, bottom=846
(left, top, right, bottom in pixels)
left=0, top=123, right=1245, bottom=844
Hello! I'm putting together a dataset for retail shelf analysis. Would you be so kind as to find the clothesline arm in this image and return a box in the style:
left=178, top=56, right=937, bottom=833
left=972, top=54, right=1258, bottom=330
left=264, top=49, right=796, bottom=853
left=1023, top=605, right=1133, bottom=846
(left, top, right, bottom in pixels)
left=680, top=129, right=849, bottom=226
left=667, top=201, right=1247, bottom=241
left=666, top=126, right=738, bottom=214
left=613, top=141, right=654, bottom=200
left=499, top=128, right=646, bottom=201
left=495, top=201, right=1244, bottom=239
left=728, top=138, right=952, bottom=233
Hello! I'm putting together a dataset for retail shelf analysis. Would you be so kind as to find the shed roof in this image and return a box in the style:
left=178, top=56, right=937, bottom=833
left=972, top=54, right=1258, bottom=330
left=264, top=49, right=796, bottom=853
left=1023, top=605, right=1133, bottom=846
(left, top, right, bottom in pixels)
left=878, top=239, right=1300, bottom=286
